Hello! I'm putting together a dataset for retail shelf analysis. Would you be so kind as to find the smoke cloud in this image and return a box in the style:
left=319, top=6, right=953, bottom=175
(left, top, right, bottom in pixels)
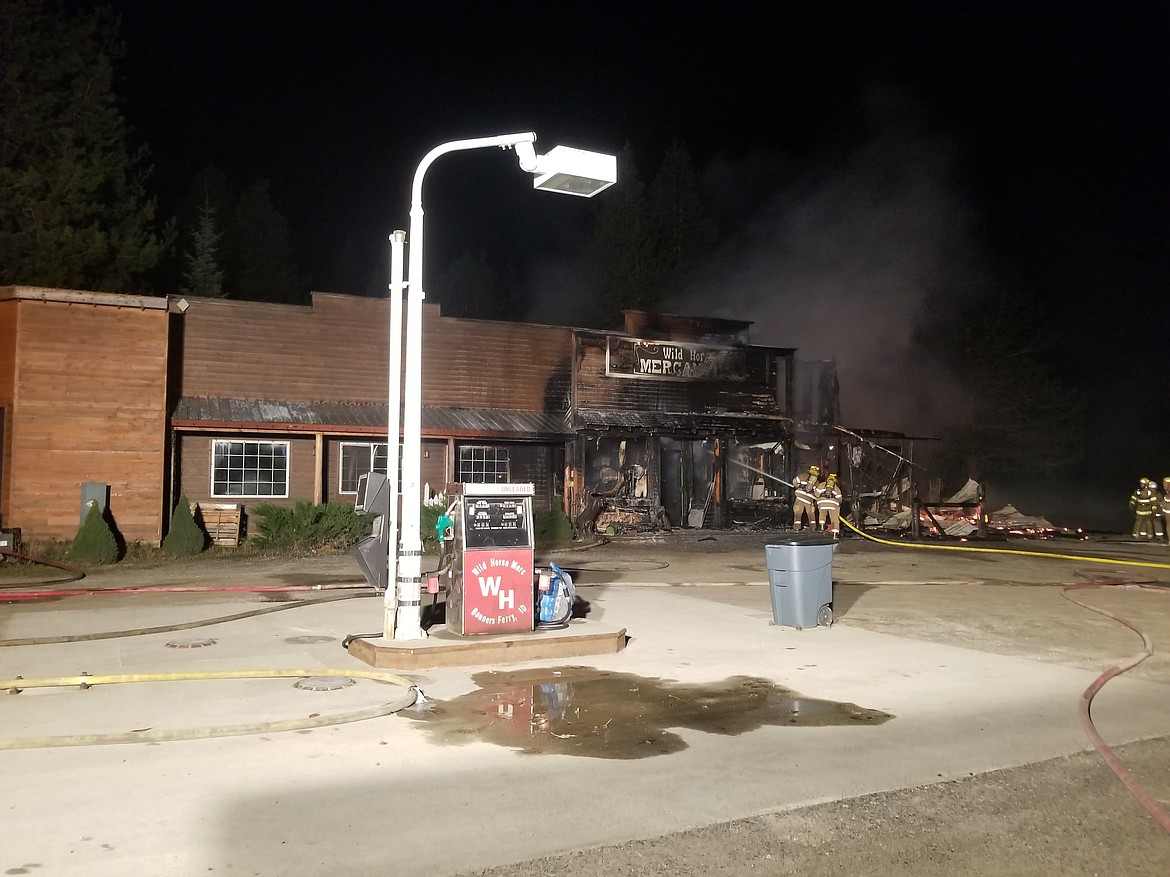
left=671, top=87, right=981, bottom=439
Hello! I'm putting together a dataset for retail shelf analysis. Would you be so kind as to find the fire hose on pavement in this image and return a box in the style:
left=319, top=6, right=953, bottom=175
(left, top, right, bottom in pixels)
left=0, top=667, right=419, bottom=749
left=735, top=459, right=1170, bottom=833
left=839, top=517, right=1170, bottom=835
left=1, top=550, right=416, bottom=748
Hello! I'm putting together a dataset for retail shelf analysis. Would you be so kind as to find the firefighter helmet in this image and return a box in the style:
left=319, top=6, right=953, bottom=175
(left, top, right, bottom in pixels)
left=809, top=465, right=820, bottom=475
left=1140, top=477, right=1150, bottom=485
left=827, top=473, right=838, bottom=482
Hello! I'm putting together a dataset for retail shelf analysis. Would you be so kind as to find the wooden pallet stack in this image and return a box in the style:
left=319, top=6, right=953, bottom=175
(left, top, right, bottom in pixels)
left=196, top=503, right=242, bottom=546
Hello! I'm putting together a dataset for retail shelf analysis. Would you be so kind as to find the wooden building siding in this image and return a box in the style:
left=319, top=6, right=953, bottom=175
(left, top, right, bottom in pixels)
left=574, top=335, right=781, bottom=417
left=179, top=294, right=389, bottom=403
left=0, top=300, right=17, bottom=523
left=178, top=433, right=317, bottom=537
left=421, top=316, right=572, bottom=412
left=178, top=293, right=573, bottom=414
left=6, top=300, right=168, bottom=542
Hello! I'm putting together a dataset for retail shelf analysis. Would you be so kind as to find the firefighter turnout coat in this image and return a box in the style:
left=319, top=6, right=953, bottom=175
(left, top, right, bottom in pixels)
left=817, top=477, right=843, bottom=534
left=792, top=467, right=820, bottom=530
left=1130, top=479, right=1159, bottom=540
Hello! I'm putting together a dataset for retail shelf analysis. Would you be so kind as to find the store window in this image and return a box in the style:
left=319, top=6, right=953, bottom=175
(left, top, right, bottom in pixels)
left=458, top=445, right=509, bottom=483
left=211, top=440, right=289, bottom=498
left=339, top=442, right=388, bottom=493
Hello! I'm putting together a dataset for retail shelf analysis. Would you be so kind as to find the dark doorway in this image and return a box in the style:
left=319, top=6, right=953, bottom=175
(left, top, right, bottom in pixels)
left=660, top=437, right=683, bottom=529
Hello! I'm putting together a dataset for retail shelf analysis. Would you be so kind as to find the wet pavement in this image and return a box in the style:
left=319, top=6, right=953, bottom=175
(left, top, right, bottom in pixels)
left=405, top=666, right=891, bottom=758
left=2, top=531, right=1169, bottom=875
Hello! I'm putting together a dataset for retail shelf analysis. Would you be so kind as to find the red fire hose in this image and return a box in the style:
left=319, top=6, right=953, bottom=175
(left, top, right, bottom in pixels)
left=1061, top=581, right=1170, bottom=835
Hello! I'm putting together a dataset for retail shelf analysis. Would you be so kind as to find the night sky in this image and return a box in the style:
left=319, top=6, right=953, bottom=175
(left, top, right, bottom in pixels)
left=102, top=0, right=1167, bottom=529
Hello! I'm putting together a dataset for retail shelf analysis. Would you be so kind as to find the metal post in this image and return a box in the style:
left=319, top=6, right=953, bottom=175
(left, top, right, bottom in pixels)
left=384, top=230, right=406, bottom=639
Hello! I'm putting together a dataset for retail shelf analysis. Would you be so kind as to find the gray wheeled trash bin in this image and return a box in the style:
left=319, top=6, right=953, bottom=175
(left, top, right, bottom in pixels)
left=765, top=533, right=835, bottom=628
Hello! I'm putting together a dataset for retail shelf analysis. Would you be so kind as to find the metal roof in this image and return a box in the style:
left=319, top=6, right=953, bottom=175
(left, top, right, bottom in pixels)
left=171, top=397, right=572, bottom=438
left=575, top=407, right=790, bottom=436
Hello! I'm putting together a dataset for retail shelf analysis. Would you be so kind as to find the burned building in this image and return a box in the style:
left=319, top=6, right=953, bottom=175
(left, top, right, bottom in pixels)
left=565, top=312, right=796, bottom=534
left=2, top=286, right=901, bottom=544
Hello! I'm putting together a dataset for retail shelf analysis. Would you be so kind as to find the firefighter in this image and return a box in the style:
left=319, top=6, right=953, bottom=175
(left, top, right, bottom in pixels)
left=1129, top=477, right=1159, bottom=540
left=817, top=473, right=843, bottom=536
left=1161, top=477, right=1170, bottom=545
left=792, top=464, right=820, bottom=530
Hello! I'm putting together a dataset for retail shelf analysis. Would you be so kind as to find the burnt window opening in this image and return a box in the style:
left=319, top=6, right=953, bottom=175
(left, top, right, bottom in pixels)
left=729, top=440, right=787, bottom=501
left=584, top=436, right=649, bottom=499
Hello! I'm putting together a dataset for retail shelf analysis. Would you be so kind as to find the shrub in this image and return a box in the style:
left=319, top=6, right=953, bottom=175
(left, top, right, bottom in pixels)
left=163, top=495, right=207, bottom=555
left=68, top=501, right=120, bottom=565
left=421, top=492, right=449, bottom=549
left=251, top=501, right=374, bottom=553
left=534, top=504, right=574, bottom=550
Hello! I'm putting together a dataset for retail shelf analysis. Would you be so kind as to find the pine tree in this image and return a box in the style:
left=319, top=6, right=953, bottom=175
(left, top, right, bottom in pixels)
left=586, top=144, right=656, bottom=324
left=182, top=201, right=226, bottom=297
left=229, top=179, right=302, bottom=302
left=646, top=140, right=717, bottom=295
left=433, top=250, right=501, bottom=319
left=921, top=279, right=1084, bottom=483
left=0, top=0, right=172, bottom=290
left=162, top=495, right=208, bottom=555
left=69, top=501, right=120, bottom=565
left=586, top=141, right=716, bottom=325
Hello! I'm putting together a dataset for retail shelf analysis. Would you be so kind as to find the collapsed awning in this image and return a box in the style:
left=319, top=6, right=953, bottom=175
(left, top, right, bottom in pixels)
left=574, top=407, right=789, bottom=436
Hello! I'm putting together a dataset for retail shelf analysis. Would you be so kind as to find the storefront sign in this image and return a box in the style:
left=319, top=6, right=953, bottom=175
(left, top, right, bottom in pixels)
left=606, top=337, right=747, bottom=382
left=459, top=547, right=534, bottom=634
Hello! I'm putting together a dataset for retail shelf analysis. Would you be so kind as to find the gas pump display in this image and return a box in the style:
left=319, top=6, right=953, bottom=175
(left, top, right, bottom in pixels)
left=464, top=498, right=529, bottom=548
left=446, top=483, right=536, bottom=635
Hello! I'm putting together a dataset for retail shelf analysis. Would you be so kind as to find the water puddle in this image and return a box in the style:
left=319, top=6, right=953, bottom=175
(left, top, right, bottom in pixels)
left=405, top=666, right=892, bottom=759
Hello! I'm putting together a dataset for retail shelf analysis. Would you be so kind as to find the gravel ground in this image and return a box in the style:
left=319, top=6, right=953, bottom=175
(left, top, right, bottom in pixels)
left=456, top=736, right=1170, bottom=877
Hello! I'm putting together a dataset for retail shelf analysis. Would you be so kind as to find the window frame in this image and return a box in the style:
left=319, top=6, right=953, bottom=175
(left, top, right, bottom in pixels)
left=338, top=441, right=389, bottom=495
left=457, top=444, right=510, bottom=484
left=209, top=438, right=291, bottom=499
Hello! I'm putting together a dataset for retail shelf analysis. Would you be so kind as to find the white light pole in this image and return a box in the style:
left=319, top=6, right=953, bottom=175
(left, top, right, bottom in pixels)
left=383, top=229, right=407, bottom=639
left=392, top=132, right=616, bottom=641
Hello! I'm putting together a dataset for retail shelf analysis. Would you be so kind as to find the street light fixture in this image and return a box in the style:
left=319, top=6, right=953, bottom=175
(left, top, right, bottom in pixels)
left=387, top=132, right=616, bottom=641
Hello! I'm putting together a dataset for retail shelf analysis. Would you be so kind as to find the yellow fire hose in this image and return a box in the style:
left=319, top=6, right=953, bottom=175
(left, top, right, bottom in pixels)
left=840, top=516, right=1170, bottom=570
left=1, top=667, right=418, bottom=749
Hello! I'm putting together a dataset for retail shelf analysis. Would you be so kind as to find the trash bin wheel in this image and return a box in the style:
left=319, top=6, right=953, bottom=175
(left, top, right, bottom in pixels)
left=816, top=605, right=834, bottom=627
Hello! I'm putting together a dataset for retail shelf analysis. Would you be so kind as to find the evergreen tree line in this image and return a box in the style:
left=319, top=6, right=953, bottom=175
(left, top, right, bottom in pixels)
left=169, top=167, right=301, bottom=302
left=0, top=1, right=302, bottom=302
left=0, top=0, right=1083, bottom=485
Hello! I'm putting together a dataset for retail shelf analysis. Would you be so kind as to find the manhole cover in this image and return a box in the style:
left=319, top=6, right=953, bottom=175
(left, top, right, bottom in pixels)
left=294, top=676, right=356, bottom=691
left=284, top=635, right=337, bottom=645
left=165, top=638, right=217, bottom=649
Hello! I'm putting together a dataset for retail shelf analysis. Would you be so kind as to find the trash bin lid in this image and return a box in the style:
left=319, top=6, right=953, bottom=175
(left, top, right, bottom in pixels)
left=766, top=532, right=837, bottom=547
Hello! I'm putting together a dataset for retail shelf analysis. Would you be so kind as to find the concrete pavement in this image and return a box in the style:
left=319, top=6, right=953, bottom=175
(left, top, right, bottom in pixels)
left=2, top=531, right=1169, bottom=875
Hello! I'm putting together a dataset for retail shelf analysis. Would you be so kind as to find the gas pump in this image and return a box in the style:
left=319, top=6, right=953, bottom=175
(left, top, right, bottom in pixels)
left=443, top=482, right=537, bottom=635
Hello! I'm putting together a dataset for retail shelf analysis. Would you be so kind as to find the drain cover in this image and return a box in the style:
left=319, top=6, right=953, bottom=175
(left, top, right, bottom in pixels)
left=294, top=676, right=356, bottom=691
left=284, top=635, right=337, bottom=645
left=165, top=638, right=217, bottom=649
